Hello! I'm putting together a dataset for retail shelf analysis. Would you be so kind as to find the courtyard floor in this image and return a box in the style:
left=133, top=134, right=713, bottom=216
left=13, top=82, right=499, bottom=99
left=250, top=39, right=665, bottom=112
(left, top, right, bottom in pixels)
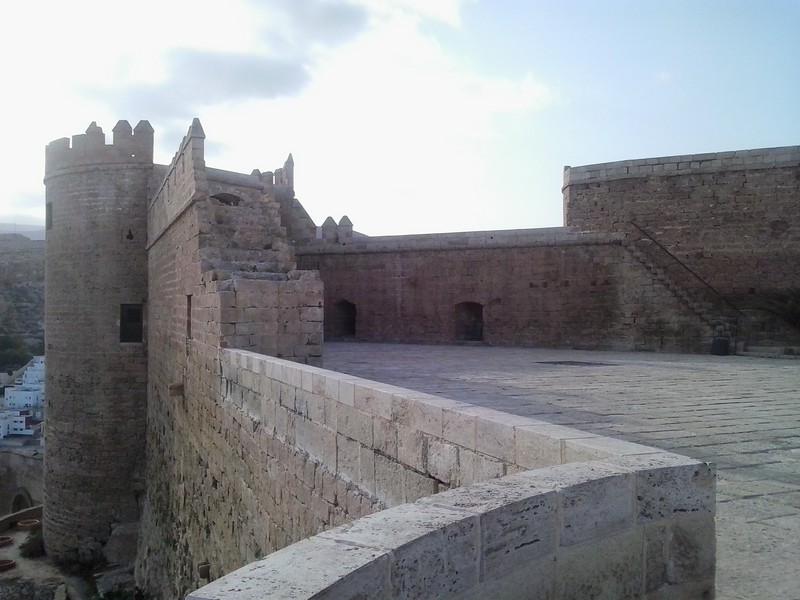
left=324, top=342, right=800, bottom=600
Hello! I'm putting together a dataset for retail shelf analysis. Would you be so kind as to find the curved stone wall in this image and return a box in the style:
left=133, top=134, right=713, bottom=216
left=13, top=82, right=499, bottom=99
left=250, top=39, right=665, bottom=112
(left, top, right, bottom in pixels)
left=43, top=121, right=150, bottom=564
left=178, top=349, right=714, bottom=599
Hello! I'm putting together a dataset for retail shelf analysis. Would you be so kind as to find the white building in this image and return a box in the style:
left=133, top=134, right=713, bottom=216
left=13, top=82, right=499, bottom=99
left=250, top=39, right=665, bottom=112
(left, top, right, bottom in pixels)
left=0, top=410, right=35, bottom=436
left=1, top=356, right=44, bottom=439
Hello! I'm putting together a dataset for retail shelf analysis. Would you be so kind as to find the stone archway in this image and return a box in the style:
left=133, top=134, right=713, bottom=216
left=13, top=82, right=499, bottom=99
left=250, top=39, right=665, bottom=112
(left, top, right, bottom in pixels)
left=326, top=300, right=357, bottom=339
left=454, top=302, right=484, bottom=341
left=11, top=489, right=32, bottom=513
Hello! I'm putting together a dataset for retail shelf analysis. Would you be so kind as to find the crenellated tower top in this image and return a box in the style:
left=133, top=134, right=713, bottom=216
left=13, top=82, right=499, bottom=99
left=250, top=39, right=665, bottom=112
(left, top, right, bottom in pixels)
left=44, top=120, right=154, bottom=177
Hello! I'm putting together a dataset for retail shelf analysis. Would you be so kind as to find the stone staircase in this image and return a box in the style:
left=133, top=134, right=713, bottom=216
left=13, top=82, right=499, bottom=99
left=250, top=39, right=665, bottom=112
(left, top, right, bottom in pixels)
left=622, top=236, right=742, bottom=351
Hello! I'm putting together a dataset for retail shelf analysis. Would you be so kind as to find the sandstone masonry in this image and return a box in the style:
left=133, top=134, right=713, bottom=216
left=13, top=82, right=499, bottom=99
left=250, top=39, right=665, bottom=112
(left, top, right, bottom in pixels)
left=42, top=120, right=795, bottom=597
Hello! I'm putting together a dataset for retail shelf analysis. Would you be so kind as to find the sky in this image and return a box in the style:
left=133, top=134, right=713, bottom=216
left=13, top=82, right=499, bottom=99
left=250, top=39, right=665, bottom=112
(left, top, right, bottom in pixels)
left=0, top=0, right=797, bottom=236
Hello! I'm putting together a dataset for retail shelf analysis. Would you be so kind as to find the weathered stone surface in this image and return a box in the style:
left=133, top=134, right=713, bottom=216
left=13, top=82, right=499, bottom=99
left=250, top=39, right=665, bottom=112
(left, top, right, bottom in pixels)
left=41, top=121, right=735, bottom=598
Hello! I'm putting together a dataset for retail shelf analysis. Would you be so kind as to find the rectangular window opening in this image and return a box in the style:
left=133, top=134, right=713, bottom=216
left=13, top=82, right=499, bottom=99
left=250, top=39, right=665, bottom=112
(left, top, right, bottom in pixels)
left=186, top=295, right=192, bottom=340
left=120, top=304, right=143, bottom=343
left=46, top=203, right=53, bottom=230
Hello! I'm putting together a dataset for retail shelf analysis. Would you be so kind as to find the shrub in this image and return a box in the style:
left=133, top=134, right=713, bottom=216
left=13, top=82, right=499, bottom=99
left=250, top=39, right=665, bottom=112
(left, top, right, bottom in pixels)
left=19, top=527, right=45, bottom=558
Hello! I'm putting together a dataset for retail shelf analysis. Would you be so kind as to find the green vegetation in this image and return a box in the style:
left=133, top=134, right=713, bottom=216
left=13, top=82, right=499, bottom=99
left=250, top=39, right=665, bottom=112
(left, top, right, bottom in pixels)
left=19, top=524, right=45, bottom=558
left=0, top=330, right=31, bottom=373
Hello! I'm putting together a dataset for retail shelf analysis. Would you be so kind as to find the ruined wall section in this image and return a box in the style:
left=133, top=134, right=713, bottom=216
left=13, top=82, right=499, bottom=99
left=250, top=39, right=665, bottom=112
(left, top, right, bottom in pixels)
left=43, top=121, right=151, bottom=565
left=299, top=229, right=717, bottom=352
left=563, top=146, right=800, bottom=343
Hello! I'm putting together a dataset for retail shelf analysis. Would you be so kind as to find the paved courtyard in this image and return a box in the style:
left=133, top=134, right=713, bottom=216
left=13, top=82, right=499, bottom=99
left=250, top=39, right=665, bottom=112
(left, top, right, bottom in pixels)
left=325, top=342, right=800, bottom=600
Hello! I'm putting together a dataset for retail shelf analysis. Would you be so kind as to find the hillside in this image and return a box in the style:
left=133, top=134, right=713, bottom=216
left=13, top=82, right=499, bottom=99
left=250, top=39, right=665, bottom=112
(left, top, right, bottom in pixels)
left=0, top=223, right=45, bottom=241
left=0, top=234, right=45, bottom=371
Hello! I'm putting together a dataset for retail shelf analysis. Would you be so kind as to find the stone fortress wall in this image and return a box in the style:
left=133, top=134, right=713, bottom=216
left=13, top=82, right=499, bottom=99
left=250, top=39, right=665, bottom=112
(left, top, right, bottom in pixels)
left=300, top=145, right=800, bottom=352
left=299, top=228, right=717, bottom=353
left=563, top=146, right=800, bottom=345
left=42, top=120, right=796, bottom=598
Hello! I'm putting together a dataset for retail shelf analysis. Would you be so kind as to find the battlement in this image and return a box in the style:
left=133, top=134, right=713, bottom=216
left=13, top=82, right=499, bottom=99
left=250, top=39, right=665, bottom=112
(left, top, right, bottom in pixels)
left=44, top=120, right=154, bottom=176
left=563, top=144, right=800, bottom=187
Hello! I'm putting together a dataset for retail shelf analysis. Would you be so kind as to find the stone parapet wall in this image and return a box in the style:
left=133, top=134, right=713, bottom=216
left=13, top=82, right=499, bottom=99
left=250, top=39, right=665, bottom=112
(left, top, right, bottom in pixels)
left=44, top=120, right=154, bottom=174
left=302, top=227, right=618, bottom=254
left=148, top=119, right=208, bottom=247
left=301, top=236, right=717, bottom=353
left=186, top=348, right=715, bottom=600
left=564, top=145, right=800, bottom=184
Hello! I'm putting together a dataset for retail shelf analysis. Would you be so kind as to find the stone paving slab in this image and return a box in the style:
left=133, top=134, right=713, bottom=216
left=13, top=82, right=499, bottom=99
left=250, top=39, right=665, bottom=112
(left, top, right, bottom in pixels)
left=324, top=342, right=800, bottom=600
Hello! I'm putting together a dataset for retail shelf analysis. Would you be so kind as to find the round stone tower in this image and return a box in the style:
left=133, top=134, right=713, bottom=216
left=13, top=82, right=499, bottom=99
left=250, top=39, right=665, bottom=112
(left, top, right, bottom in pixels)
left=43, top=120, right=153, bottom=565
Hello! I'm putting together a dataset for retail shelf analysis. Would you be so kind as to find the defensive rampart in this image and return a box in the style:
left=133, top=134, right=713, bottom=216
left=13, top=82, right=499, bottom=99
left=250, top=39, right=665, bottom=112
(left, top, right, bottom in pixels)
left=181, top=348, right=714, bottom=599
left=299, top=228, right=721, bottom=353
left=563, top=146, right=800, bottom=340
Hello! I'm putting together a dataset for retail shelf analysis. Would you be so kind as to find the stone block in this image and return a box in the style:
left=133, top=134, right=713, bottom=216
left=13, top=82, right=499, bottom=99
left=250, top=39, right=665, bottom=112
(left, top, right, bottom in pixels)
left=397, top=426, right=427, bottom=473
left=358, top=445, right=377, bottom=496
left=455, top=553, right=557, bottom=600
left=336, top=402, right=373, bottom=447
left=426, top=439, right=459, bottom=485
left=419, top=474, right=559, bottom=579
left=403, top=468, right=438, bottom=503
left=563, top=436, right=663, bottom=463
left=373, top=416, right=398, bottom=458
left=604, top=454, right=715, bottom=522
left=354, top=382, right=394, bottom=419
left=474, top=413, right=518, bottom=463
left=374, top=454, right=405, bottom=507
left=644, top=523, right=668, bottom=592
left=666, top=516, right=715, bottom=584
left=338, top=379, right=356, bottom=406
left=319, top=503, right=480, bottom=599
left=295, top=419, right=335, bottom=468
left=558, top=470, right=635, bottom=546
left=554, top=528, right=644, bottom=599
left=441, top=404, right=481, bottom=450
left=336, top=434, right=360, bottom=483
left=185, top=536, right=392, bottom=600
left=473, top=453, right=506, bottom=483
left=514, top=425, right=563, bottom=469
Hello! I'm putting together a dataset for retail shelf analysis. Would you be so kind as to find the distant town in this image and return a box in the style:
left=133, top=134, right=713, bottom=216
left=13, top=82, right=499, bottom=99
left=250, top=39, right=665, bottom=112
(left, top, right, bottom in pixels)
left=0, top=356, right=44, bottom=444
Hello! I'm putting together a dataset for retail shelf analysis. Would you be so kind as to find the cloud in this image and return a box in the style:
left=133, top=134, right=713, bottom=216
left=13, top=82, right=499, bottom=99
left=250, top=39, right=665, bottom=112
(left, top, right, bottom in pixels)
left=76, top=0, right=369, bottom=125
left=90, top=51, right=311, bottom=122
left=193, top=3, right=553, bottom=235
left=266, top=0, right=370, bottom=46
left=357, top=0, right=476, bottom=26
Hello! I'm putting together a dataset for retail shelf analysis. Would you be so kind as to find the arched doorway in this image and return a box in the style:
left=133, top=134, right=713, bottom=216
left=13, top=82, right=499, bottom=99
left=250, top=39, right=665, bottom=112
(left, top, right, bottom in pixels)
left=326, top=300, right=357, bottom=339
left=11, top=489, right=31, bottom=513
left=454, top=302, right=484, bottom=341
